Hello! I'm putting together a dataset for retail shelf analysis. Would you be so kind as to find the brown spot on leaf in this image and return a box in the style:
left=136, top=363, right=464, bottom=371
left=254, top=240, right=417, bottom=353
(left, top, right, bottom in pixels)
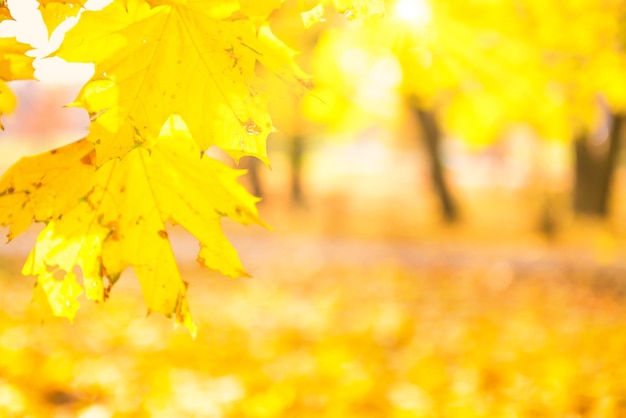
left=157, top=230, right=168, bottom=239
left=101, top=271, right=117, bottom=301
left=106, top=221, right=120, bottom=241
left=242, top=118, right=262, bottom=135
left=174, top=291, right=186, bottom=319
left=300, top=78, right=314, bottom=90
left=80, top=149, right=97, bottom=166
left=240, top=41, right=262, bottom=56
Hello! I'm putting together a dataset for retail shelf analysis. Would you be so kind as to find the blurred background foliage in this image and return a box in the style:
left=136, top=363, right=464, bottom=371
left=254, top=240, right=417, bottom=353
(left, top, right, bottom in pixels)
left=259, top=0, right=626, bottom=229
left=4, top=0, right=626, bottom=416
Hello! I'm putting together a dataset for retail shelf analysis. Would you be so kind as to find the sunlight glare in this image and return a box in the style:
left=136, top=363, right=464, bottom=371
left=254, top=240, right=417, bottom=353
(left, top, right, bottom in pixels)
left=339, top=47, right=370, bottom=77
left=394, top=0, right=432, bottom=28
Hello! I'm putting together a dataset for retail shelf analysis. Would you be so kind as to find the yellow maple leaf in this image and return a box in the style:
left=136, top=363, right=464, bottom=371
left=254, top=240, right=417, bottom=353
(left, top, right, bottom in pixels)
left=0, top=140, right=96, bottom=240
left=0, top=37, right=34, bottom=129
left=37, top=0, right=87, bottom=36
left=0, top=115, right=264, bottom=335
left=56, top=0, right=306, bottom=166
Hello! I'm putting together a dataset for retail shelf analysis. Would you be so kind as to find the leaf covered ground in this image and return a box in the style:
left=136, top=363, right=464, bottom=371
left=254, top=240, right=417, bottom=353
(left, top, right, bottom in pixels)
left=1, top=196, right=626, bottom=417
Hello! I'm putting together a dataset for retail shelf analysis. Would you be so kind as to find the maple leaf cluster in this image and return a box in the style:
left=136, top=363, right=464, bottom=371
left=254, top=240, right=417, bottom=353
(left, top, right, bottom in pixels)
left=0, top=0, right=383, bottom=334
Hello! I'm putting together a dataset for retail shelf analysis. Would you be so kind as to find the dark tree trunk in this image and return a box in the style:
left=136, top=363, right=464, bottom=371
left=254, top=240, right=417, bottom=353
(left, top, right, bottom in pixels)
left=414, top=107, right=460, bottom=223
left=290, top=135, right=306, bottom=206
left=240, top=136, right=306, bottom=205
left=538, top=193, right=559, bottom=241
left=242, top=156, right=263, bottom=198
left=573, top=114, right=623, bottom=217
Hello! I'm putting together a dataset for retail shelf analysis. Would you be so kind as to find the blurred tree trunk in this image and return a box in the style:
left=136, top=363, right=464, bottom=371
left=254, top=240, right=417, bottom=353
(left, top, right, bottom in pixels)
left=290, top=135, right=306, bottom=206
left=538, top=193, right=559, bottom=241
left=573, top=114, right=623, bottom=217
left=241, top=135, right=306, bottom=205
left=241, top=156, right=263, bottom=198
left=414, top=107, right=460, bottom=223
